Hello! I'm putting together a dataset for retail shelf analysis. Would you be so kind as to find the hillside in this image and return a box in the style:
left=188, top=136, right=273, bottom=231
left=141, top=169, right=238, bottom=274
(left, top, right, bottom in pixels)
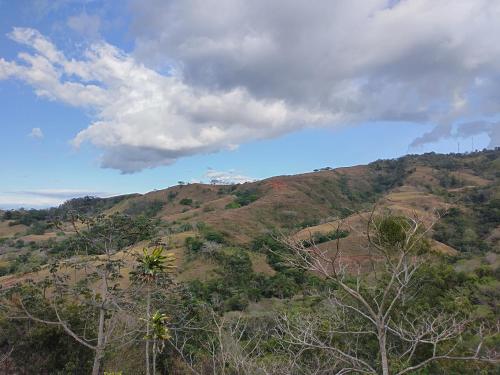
left=1, top=149, right=499, bottom=375
left=1, top=149, right=499, bottom=282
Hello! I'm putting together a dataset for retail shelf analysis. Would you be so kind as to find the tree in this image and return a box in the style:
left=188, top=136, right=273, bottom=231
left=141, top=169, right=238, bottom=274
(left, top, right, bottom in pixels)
left=4, top=213, right=157, bottom=375
left=277, top=211, right=499, bottom=374
left=130, top=247, right=175, bottom=375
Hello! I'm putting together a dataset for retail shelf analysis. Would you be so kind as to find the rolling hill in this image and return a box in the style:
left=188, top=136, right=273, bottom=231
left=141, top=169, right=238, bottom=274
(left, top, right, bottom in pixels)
left=0, top=149, right=499, bottom=285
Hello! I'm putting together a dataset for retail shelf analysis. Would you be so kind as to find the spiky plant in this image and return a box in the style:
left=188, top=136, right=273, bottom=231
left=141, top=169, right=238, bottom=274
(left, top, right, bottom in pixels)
left=148, top=311, right=171, bottom=375
left=130, top=247, right=175, bottom=285
left=130, top=247, right=175, bottom=375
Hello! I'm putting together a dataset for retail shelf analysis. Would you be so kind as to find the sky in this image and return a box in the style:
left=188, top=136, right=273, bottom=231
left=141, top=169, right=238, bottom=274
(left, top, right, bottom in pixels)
left=0, top=0, right=499, bottom=209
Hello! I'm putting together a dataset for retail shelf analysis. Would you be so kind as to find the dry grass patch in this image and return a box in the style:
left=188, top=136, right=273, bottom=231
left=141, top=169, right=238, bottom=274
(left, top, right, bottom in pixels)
left=0, top=221, right=27, bottom=237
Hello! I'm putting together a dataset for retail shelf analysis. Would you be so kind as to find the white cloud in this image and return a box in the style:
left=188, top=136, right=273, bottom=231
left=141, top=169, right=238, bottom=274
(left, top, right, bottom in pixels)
left=0, top=189, right=108, bottom=209
left=0, top=27, right=333, bottom=173
left=28, top=127, right=44, bottom=139
left=203, top=169, right=256, bottom=185
left=2, top=1, right=500, bottom=173
left=0, top=193, right=64, bottom=209
left=67, top=11, right=101, bottom=38
left=131, top=0, right=500, bottom=147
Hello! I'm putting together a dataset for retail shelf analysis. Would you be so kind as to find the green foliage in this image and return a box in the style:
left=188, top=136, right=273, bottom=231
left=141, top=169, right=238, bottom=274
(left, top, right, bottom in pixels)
left=437, top=170, right=463, bottom=188
left=148, top=311, right=171, bottom=340
left=201, top=228, right=226, bottom=244
left=297, top=217, right=321, bottom=228
left=5, top=251, right=47, bottom=274
left=185, top=236, right=204, bottom=252
left=1, top=150, right=499, bottom=374
left=0, top=301, right=94, bottom=374
left=179, top=198, right=193, bottom=205
left=234, top=189, right=260, bottom=206
left=124, top=199, right=165, bottom=217
left=369, top=157, right=410, bottom=193
left=167, top=191, right=178, bottom=202
left=224, top=201, right=241, bottom=209
left=376, top=215, right=411, bottom=247
left=301, top=229, right=349, bottom=247
left=48, top=214, right=159, bottom=257
left=27, top=221, right=50, bottom=235
left=130, top=247, right=175, bottom=284
left=225, top=188, right=261, bottom=209
left=434, top=207, right=491, bottom=253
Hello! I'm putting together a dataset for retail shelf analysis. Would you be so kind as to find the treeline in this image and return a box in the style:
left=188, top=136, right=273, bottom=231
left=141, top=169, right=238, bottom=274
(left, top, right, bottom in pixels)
left=1, top=194, right=138, bottom=228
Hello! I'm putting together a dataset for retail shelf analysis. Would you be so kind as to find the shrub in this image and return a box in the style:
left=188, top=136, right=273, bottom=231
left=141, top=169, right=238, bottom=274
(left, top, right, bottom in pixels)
left=179, top=198, right=193, bottom=206
left=203, top=230, right=225, bottom=244
left=28, top=221, right=49, bottom=235
left=224, top=294, right=249, bottom=311
left=185, top=236, right=204, bottom=252
left=167, top=191, right=178, bottom=202
left=124, top=200, right=165, bottom=217
left=234, top=189, right=260, bottom=206
left=224, top=201, right=241, bottom=209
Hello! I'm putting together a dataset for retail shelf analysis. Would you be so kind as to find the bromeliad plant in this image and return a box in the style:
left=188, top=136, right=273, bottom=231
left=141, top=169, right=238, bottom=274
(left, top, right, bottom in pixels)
left=148, top=311, right=171, bottom=375
left=131, top=247, right=176, bottom=285
left=130, top=247, right=175, bottom=375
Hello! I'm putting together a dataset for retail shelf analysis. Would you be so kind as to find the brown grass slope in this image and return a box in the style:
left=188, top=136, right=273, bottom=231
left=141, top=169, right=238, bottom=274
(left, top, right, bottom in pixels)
left=1, top=149, right=499, bottom=285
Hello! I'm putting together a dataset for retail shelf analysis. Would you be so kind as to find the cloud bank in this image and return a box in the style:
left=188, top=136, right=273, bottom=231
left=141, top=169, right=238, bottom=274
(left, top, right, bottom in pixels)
left=131, top=0, right=500, bottom=147
left=0, top=189, right=108, bottom=209
left=2, top=0, right=500, bottom=172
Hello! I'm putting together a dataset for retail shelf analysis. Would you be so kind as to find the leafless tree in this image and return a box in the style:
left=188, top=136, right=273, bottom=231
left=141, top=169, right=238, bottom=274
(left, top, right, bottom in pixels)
left=276, top=210, right=499, bottom=374
left=168, top=303, right=298, bottom=375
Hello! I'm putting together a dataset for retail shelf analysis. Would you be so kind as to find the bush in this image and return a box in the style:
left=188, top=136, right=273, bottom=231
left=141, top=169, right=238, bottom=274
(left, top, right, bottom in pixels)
left=124, top=200, right=165, bottom=217
left=28, top=221, right=49, bottom=235
left=224, top=294, right=249, bottom=311
left=234, top=189, right=260, bottom=206
left=203, top=230, right=225, bottom=244
left=301, top=229, right=349, bottom=247
left=179, top=198, right=193, bottom=206
left=167, top=191, right=178, bottom=202
left=225, top=201, right=241, bottom=209
left=185, top=236, right=204, bottom=252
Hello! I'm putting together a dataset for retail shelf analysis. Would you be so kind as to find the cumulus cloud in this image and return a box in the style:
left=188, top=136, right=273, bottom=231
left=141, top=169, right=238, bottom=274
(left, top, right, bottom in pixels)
left=0, top=27, right=332, bottom=173
left=131, top=0, right=500, bottom=146
left=2, top=0, right=500, bottom=173
left=28, top=127, right=44, bottom=139
left=203, top=169, right=256, bottom=185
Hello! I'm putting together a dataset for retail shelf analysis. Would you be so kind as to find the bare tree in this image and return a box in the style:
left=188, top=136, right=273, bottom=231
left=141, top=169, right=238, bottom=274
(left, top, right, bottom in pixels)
left=168, top=303, right=294, bottom=375
left=276, top=210, right=499, bottom=374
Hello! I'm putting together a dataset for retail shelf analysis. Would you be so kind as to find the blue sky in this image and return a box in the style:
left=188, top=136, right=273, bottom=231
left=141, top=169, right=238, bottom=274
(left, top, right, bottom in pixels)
left=0, top=0, right=497, bottom=208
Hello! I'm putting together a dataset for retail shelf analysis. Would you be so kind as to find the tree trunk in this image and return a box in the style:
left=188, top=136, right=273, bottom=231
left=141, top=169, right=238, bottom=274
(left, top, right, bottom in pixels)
left=92, top=272, right=108, bottom=375
left=146, top=290, right=151, bottom=375
left=153, top=340, right=157, bottom=375
left=92, top=346, right=103, bottom=375
left=92, top=302, right=106, bottom=375
left=378, top=324, right=390, bottom=375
